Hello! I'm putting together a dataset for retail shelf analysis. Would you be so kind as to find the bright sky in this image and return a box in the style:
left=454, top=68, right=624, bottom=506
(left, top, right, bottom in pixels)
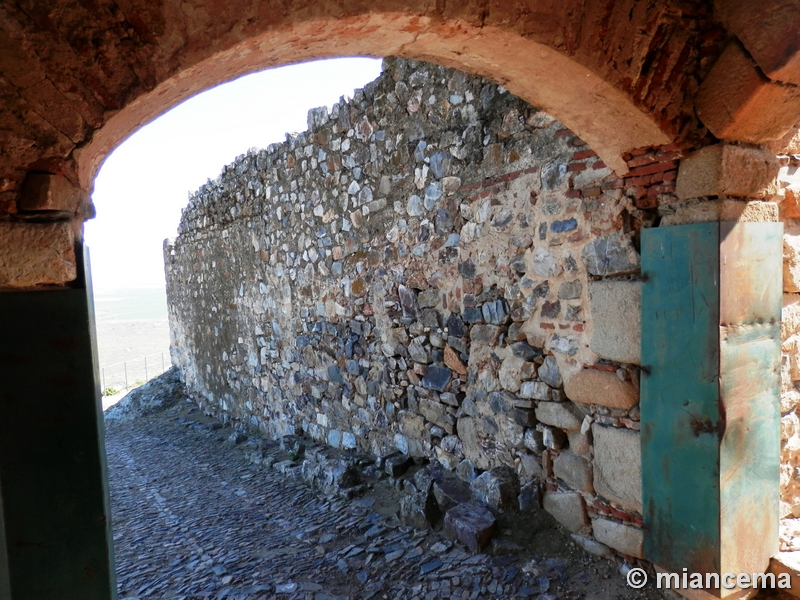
left=84, top=57, right=384, bottom=292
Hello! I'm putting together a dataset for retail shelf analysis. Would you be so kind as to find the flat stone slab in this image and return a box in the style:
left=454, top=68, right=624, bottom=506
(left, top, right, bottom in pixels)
left=443, top=503, right=496, bottom=553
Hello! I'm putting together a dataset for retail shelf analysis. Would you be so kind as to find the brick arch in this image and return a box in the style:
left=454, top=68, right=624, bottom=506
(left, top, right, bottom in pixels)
left=2, top=0, right=709, bottom=206
left=75, top=14, right=674, bottom=188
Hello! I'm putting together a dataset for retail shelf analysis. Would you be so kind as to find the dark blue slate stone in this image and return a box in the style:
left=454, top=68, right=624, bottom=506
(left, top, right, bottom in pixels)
left=462, top=307, right=483, bottom=323
left=421, top=365, right=452, bottom=392
left=445, top=313, right=467, bottom=337
left=420, top=559, right=443, bottom=575
left=509, top=341, right=541, bottom=360
left=551, top=218, right=577, bottom=233
left=429, top=152, right=451, bottom=178
left=327, top=365, right=346, bottom=384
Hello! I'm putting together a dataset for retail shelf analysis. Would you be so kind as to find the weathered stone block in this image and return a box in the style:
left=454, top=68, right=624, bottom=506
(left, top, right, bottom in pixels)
left=537, top=355, right=562, bottom=388
left=783, top=294, right=800, bottom=341
left=469, top=467, right=519, bottom=509
left=19, top=173, right=89, bottom=213
left=443, top=503, right=495, bottom=552
left=581, top=232, right=640, bottom=277
left=785, top=221, right=800, bottom=293
left=675, top=144, right=780, bottom=200
left=552, top=451, right=593, bottom=492
left=400, top=490, right=441, bottom=529
left=592, top=424, right=642, bottom=512
left=588, top=280, right=641, bottom=364
left=0, top=222, right=76, bottom=287
left=591, top=518, right=644, bottom=558
left=660, top=199, right=779, bottom=226
left=696, top=42, right=800, bottom=143
left=433, top=477, right=472, bottom=512
left=717, top=0, right=800, bottom=85
left=543, top=491, right=589, bottom=534
left=421, top=365, right=452, bottom=392
left=535, top=401, right=583, bottom=431
left=564, top=368, right=639, bottom=409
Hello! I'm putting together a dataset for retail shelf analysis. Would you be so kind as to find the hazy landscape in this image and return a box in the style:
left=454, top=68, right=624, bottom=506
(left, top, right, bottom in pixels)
left=93, top=286, right=171, bottom=394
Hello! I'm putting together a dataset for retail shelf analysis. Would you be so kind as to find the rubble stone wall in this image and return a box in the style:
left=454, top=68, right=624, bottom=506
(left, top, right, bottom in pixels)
left=164, top=58, right=674, bottom=559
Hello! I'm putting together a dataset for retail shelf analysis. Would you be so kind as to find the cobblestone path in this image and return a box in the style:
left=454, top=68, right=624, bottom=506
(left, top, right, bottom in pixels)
left=106, top=402, right=666, bottom=600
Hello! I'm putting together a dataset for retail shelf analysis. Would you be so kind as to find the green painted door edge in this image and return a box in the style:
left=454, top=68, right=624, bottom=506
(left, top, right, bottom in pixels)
left=641, top=222, right=721, bottom=574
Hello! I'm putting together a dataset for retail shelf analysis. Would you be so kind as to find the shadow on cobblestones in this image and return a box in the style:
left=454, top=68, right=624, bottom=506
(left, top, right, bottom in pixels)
left=105, top=397, right=667, bottom=599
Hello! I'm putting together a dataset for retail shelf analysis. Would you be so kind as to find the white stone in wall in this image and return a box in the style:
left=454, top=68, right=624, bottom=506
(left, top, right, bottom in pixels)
left=588, top=281, right=641, bottom=364
left=592, top=424, right=642, bottom=513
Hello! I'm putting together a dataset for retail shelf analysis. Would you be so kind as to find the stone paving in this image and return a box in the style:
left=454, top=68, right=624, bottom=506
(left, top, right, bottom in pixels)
left=105, top=400, right=668, bottom=600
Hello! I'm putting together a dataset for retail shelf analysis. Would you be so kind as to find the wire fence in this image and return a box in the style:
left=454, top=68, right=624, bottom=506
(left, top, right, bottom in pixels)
left=100, top=351, right=171, bottom=396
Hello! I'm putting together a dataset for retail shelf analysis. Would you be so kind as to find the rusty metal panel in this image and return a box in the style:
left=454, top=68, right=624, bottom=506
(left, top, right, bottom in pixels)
left=718, top=222, right=781, bottom=583
left=641, top=223, right=721, bottom=574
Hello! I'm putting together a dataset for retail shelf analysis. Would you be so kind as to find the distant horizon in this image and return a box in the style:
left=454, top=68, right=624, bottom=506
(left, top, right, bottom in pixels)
left=85, top=57, right=384, bottom=293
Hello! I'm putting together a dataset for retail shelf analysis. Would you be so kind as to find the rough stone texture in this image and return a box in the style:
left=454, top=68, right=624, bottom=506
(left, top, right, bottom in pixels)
left=592, top=424, right=642, bottom=512
left=400, top=490, right=441, bottom=530
left=696, top=42, right=800, bottom=143
left=571, top=534, right=613, bottom=558
left=675, top=144, right=780, bottom=200
left=564, top=369, right=639, bottom=409
left=433, top=478, right=472, bottom=512
left=785, top=221, right=800, bottom=293
left=588, top=281, right=641, bottom=364
left=105, top=367, right=185, bottom=422
left=164, top=59, right=654, bottom=557
left=469, top=468, right=519, bottom=510
left=543, top=491, right=589, bottom=534
left=717, top=0, right=800, bottom=85
left=535, top=402, right=583, bottom=431
left=581, top=232, right=640, bottom=277
left=768, top=127, right=800, bottom=155
left=660, top=198, right=779, bottom=226
left=18, top=173, right=90, bottom=215
left=443, top=504, right=496, bottom=553
left=552, top=451, right=593, bottom=492
left=591, top=518, right=644, bottom=559
left=0, top=221, right=76, bottom=287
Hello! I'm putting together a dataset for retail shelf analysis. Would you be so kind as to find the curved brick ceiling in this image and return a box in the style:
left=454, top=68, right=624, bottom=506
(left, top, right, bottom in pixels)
left=0, top=0, right=798, bottom=214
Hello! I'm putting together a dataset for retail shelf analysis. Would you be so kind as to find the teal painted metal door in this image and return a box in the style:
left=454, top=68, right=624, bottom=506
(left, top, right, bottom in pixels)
left=641, top=221, right=781, bottom=584
left=641, top=222, right=722, bottom=574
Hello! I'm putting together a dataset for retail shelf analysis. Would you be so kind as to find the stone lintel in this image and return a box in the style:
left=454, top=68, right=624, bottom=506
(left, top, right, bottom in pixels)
left=0, top=221, right=77, bottom=287
left=676, top=144, right=780, bottom=200
left=660, top=199, right=778, bottom=226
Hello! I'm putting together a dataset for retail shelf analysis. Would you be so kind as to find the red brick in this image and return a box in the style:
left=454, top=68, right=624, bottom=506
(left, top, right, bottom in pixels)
left=626, top=160, right=679, bottom=177
left=565, top=189, right=582, bottom=199
left=592, top=160, right=607, bottom=170
left=571, top=137, right=587, bottom=147
left=572, top=149, right=598, bottom=160
left=540, top=323, right=555, bottom=329
left=626, top=152, right=658, bottom=168
left=567, top=163, right=587, bottom=172
left=572, top=324, right=585, bottom=332
left=646, top=183, right=676, bottom=197
left=624, top=175, right=652, bottom=187
left=629, top=146, right=651, bottom=157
